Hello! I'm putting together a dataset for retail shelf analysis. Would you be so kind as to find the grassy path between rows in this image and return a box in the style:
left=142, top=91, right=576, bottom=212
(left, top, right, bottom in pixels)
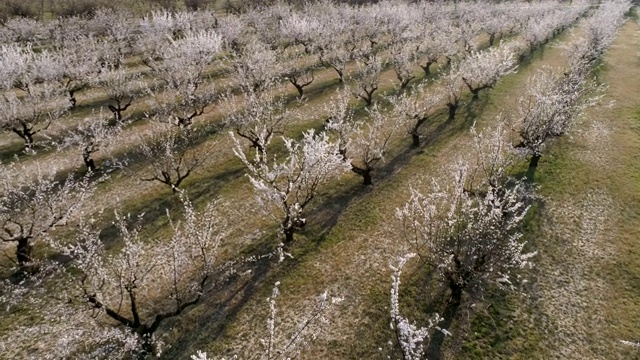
left=523, top=19, right=640, bottom=359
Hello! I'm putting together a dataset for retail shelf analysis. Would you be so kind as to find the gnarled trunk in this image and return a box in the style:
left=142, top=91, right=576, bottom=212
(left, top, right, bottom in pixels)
left=448, top=281, right=463, bottom=307
left=281, top=213, right=295, bottom=243
left=12, top=122, right=36, bottom=149
left=447, top=103, right=458, bottom=121
left=420, top=60, right=435, bottom=76
left=398, top=75, right=415, bottom=90
left=69, top=90, right=77, bottom=109
left=411, top=132, right=420, bottom=147
left=83, top=149, right=96, bottom=172
left=359, top=86, right=378, bottom=107
left=362, top=170, right=372, bottom=185
left=108, top=99, right=131, bottom=123
left=411, top=116, right=429, bottom=147
left=351, top=165, right=373, bottom=186
left=292, top=82, right=304, bottom=98
left=16, top=237, right=33, bottom=267
left=332, top=66, right=344, bottom=83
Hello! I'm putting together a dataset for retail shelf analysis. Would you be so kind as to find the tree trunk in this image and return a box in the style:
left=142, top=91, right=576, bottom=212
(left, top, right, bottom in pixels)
left=16, top=238, right=32, bottom=266
left=399, top=76, right=414, bottom=90
left=24, top=132, right=34, bottom=148
left=447, top=103, right=458, bottom=121
left=411, top=117, right=428, bottom=147
left=519, top=52, right=526, bottom=63
left=449, top=282, right=463, bottom=307
left=471, top=89, right=480, bottom=100
left=83, top=148, right=96, bottom=172
left=489, top=33, right=495, bottom=47
left=526, top=153, right=541, bottom=182
left=13, top=122, right=36, bottom=148
left=109, top=107, right=123, bottom=122
left=109, top=101, right=130, bottom=123
left=289, top=77, right=304, bottom=99
left=362, top=170, right=372, bottom=186
left=339, top=148, right=347, bottom=161
left=333, top=67, right=344, bottom=83
left=69, top=90, right=77, bottom=109
left=420, top=60, right=434, bottom=76
left=84, top=156, right=96, bottom=173
left=361, top=87, right=377, bottom=106
left=352, top=165, right=373, bottom=185
left=411, top=132, right=420, bottom=147
left=284, top=227, right=294, bottom=243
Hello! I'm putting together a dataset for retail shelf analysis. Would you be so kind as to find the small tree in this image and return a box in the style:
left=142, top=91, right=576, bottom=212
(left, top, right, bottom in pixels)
left=397, top=160, right=535, bottom=306
left=94, top=60, right=143, bottom=123
left=350, top=55, right=384, bottom=106
left=233, top=129, right=350, bottom=242
left=514, top=65, right=600, bottom=181
left=0, top=83, right=70, bottom=149
left=50, top=36, right=104, bottom=109
left=388, top=82, right=442, bottom=147
left=344, top=105, right=397, bottom=186
left=440, top=65, right=465, bottom=122
left=282, top=51, right=316, bottom=99
left=224, top=88, right=290, bottom=156
left=279, top=11, right=322, bottom=54
left=0, top=164, right=94, bottom=269
left=318, top=33, right=353, bottom=83
left=90, top=8, right=138, bottom=60
left=459, top=45, right=517, bottom=100
left=231, top=37, right=283, bottom=96
left=146, top=30, right=223, bottom=128
left=0, top=45, right=69, bottom=149
left=324, top=87, right=355, bottom=160
left=57, top=110, right=124, bottom=173
left=389, top=41, right=417, bottom=90
left=139, top=125, right=202, bottom=193
left=414, top=24, right=448, bottom=76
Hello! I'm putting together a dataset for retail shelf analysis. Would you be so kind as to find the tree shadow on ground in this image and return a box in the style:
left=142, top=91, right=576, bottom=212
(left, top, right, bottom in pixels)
left=159, top=247, right=276, bottom=358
